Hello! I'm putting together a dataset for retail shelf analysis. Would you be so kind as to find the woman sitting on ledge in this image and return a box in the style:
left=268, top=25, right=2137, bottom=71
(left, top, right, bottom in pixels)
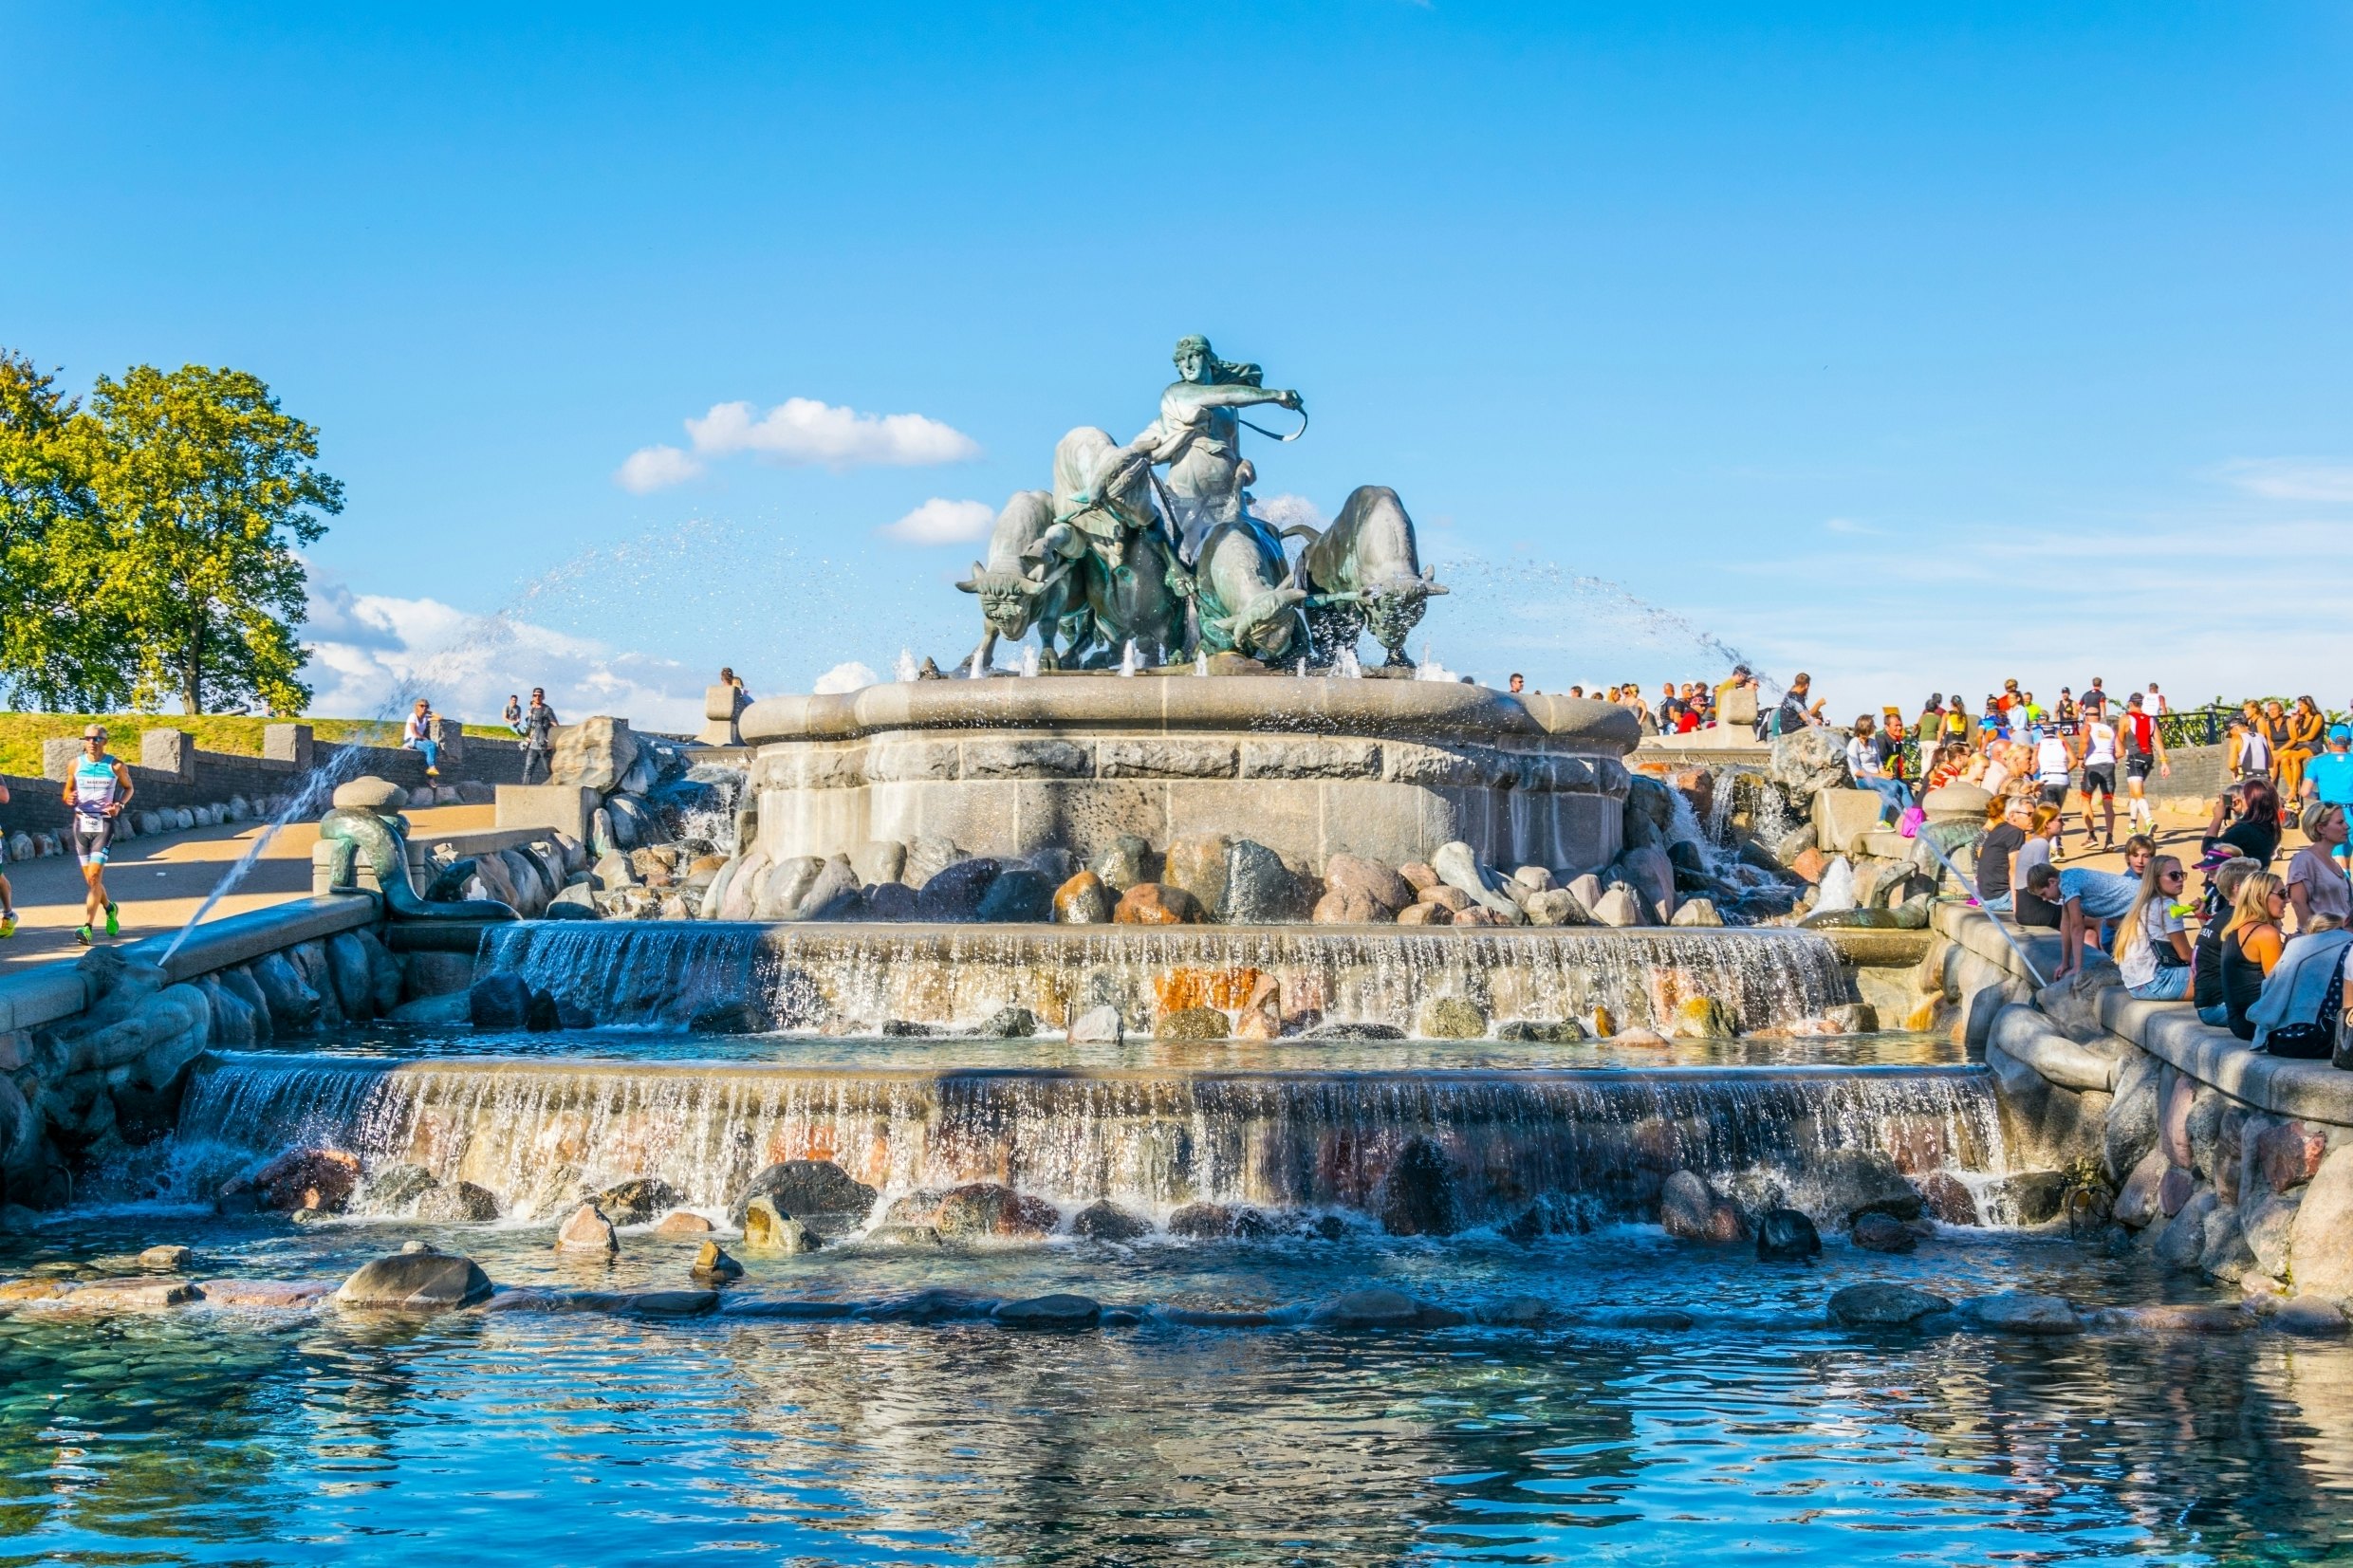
left=2113, top=854, right=2194, bottom=1001
left=2244, top=915, right=2351, bottom=1058
left=2220, top=872, right=2289, bottom=1042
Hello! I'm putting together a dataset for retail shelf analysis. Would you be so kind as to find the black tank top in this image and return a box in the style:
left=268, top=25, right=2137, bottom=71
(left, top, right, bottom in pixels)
left=2221, top=927, right=2274, bottom=1042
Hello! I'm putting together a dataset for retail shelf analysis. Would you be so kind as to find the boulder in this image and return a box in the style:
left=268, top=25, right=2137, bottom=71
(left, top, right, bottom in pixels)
left=417, top=1181, right=501, bottom=1222
left=1168, top=1202, right=1273, bottom=1240
left=902, top=834, right=963, bottom=887
left=864, top=881, right=918, bottom=920
left=981, top=1005, right=1038, bottom=1039
left=2274, top=1298, right=2351, bottom=1337
left=1659, top=1171, right=1744, bottom=1242
left=137, top=1244, right=193, bottom=1271
left=740, top=1196, right=821, bottom=1254
left=1755, top=1207, right=1822, bottom=1262
left=1054, top=871, right=1114, bottom=925
left=1670, top=996, right=1734, bottom=1040
left=1313, top=887, right=1390, bottom=923
left=334, top=1246, right=492, bottom=1311
left=2104, top=1057, right=2163, bottom=1185
left=591, top=1177, right=683, bottom=1227
left=1417, top=997, right=1488, bottom=1040
left=934, top=1183, right=1059, bottom=1239
left=554, top=1203, right=620, bottom=1255
left=2255, top=1120, right=2328, bottom=1193
left=791, top=855, right=863, bottom=920
left=1324, top=854, right=1413, bottom=913
left=1069, top=1200, right=1152, bottom=1241
left=1852, top=1212, right=1918, bottom=1253
left=917, top=857, right=1002, bottom=921
left=1807, top=1149, right=1925, bottom=1224
left=1564, top=874, right=1605, bottom=917
left=1158, top=1005, right=1230, bottom=1042
left=2288, top=1147, right=2353, bottom=1301
left=1613, top=845, right=1677, bottom=920
left=1768, top=725, right=1848, bottom=803
left=752, top=857, right=821, bottom=918
left=1432, top=840, right=1526, bottom=924
left=1397, top=901, right=1453, bottom=927
left=1669, top=898, right=1724, bottom=927
left=974, top=866, right=1054, bottom=923
left=1828, top=1282, right=1954, bottom=1329
left=1026, top=846, right=1080, bottom=887
left=993, top=1293, right=1102, bottom=1329
left=1417, top=885, right=1473, bottom=913
left=1114, top=883, right=1205, bottom=925
left=331, top=776, right=408, bottom=813
left=550, top=715, right=640, bottom=792
left=730, top=1160, right=879, bottom=1228
left=1522, top=888, right=1589, bottom=927
left=1967, top=1291, right=2083, bottom=1335
left=689, top=1243, right=744, bottom=1282
left=1088, top=834, right=1155, bottom=893
left=1399, top=860, right=1440, bottom=892
left=1589, top=886, right=1648, bottom=928
left=656, top=1209, right=715, bottom=1234
left=1218, top=839, right=1306, bottom=922
left=1494, top=1019, right=1587, bottom=1043
left=1066, top=1005, right=1123, bottom=1043
left=1162, top=833, right=1234, bottom=915
left=468, top=972, right=532, bottom=1030
left=324, top=932, right=377, bottom=1020
left=250, top=950, right=322, bottom=1031
left=1380, top=1136, right=1462, bottom=1236
left=246, top=1148, right=361, bottom=1214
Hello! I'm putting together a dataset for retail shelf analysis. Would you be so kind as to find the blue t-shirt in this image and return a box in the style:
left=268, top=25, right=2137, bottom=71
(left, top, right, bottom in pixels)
left=2307, top=750, right=2353, bottom=805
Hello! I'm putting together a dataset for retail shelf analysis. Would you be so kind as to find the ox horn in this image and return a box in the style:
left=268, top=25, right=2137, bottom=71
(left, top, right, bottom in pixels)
left=955, top=561, right=987, bottom=593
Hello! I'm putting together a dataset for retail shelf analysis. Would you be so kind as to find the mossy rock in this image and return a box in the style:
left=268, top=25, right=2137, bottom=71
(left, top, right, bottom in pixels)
left=1418, top=997, right=1489, bottom=1040
left=1158, top=1005, right=1231, bottom=1042
left=1672, top=996, right=1736, bottom=1039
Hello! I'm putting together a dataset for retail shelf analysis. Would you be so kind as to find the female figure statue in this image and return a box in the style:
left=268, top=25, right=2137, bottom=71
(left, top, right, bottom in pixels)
left=1114, top=336, right=1303, bottom=564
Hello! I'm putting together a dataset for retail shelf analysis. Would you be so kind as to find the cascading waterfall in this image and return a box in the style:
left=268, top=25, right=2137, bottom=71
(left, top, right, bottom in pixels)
left=471, top=922, right=1857, bottom=1036
left=171, top=1053, right=2004, bottom=1227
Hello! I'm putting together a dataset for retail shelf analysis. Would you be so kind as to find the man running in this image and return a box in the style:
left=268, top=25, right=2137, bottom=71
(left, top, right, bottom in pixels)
left=2078, top=705, right=2120, bottom=849
left=0, top=777, right=15, bottom=937
left=521, top=688, right=560, bottom=784
left=2032, top=722, right=2075, bottom=854
left=2120, top=692, right=2169, bottom=836
left=61, top=724, right=133, bottom=944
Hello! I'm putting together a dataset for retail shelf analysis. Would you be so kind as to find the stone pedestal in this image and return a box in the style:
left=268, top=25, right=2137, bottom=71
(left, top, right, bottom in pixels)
left=1717, top=685, right=1759, bottom=728
left=495, top=784, right=601, bottom=841
left=741, top=676, right=1638, bottom=877
left=264, top=723, right=315, bottom=771
left=140, top=729, right=197, bottom=782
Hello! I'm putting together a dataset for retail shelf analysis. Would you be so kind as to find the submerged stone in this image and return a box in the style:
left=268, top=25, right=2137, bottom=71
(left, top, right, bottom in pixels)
left=993, top=1293, right=1102, bottom=1329
left=1851, top=1212, right=1918, bottom=1254
left=1168, top=1202, right=1273, bottom=1241
left=1312, top=1287, right=1466, bottom=1330
left=1966, top=1291, right=2083, bottom=1336
left=591, top=1177, right=681, bottom=1227
left=934, top=1184, right=1059, bottom=1239
left=1827, top=1282, right=1953, bottom=1329
left=555, top=1204, right=620, bottom=1255
left=1755, top=1207, right=1822, bottom=1263
left=334, top=1247, right=492, bottom=1311
left=1380, top=1136, right=1463, bottom=1237
left=741, top=1197, right=821, bottom=1254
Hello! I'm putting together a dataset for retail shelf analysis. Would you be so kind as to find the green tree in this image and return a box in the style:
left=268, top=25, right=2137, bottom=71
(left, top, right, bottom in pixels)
left=81, top=363, right=343, bottom=714
left=0, top=351, right=133, bottom=710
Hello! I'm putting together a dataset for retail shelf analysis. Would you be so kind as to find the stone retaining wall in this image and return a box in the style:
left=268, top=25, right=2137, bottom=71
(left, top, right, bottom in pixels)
left=1944, top=900, right=2353, bottom=1310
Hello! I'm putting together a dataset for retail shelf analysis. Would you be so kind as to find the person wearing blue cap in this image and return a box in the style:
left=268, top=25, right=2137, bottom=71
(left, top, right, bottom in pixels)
left=2302, top=723, right=2353, bottom=868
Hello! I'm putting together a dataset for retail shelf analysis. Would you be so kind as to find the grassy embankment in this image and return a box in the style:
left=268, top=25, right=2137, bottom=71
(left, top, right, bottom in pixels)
left=0, top=714, right=514, bottom=778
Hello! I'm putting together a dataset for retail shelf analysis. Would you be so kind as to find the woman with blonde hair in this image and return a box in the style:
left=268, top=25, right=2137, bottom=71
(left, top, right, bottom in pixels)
left=2220, top=871, right=2289, bottom=1042
left=2113, top=854, right=2194, bottom=1000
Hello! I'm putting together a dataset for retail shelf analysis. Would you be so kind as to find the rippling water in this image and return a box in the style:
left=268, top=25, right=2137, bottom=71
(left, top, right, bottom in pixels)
left=3, top=1214, right=2349, bottom=1566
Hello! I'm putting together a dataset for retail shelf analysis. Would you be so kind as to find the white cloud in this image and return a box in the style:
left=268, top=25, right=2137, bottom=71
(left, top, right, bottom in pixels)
left=1823, top=515, right=1879, bottom=534
left=614, top=444, right=704, bottom=493
left=811, top=661, right=879, bottom=694
left=879, top=497, right=996, bottom=545
left=2214, top=458, right=2353, bottom=503
left=615, top=397, right=980, bottom=490
left=1252, top=493, right=1326, bottom=531
left=298, top=577, right=710, bottom=733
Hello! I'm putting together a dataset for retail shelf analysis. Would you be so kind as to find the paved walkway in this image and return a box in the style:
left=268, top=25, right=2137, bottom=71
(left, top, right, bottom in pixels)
left=0, top=804, right=492, bottom=968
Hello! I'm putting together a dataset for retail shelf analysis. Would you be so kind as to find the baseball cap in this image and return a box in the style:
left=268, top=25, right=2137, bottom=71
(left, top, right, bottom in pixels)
left=2332, top=725, right=2351, bottom=744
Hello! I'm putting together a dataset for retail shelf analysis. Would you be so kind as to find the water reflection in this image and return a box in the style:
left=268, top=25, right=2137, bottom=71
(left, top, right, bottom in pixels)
left=2, top=1226, right=2351, bottom=1564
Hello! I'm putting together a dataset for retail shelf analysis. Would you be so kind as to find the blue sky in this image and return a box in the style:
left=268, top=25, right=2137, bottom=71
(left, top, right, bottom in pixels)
left=7, top=4, right=2349, bottom=725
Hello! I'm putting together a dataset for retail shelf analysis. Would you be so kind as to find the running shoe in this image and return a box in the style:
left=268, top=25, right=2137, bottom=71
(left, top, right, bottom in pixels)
left=75, top=925, right=92, bottom=946
left=104, top=902, right=119, bottom=936
left=0, top=913, right=15, bottom=937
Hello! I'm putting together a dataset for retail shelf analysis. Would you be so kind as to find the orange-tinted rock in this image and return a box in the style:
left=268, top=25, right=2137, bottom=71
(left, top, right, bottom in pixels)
left=248, top=1149, right=362, bottom=1214
left=1454, top=906, right=1510, bottom=927
left=1154, top=966, right=1263, bottom=1013
left=1397, top=901, right=1454, bottom=927
left=1114, top=883, right=1205, bottom=924
left=1418, top=885, right=1473, bottom=913
left=1789, top=847, right=1829, bottom=884
left=656, top=1209, right=715, bottom=1234
left=1398, top=861, right=1440, bottom=892
left=1053, top=870, right=1113, bottom=924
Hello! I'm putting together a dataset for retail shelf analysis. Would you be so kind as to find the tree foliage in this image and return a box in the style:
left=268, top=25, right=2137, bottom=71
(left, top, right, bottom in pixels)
left=0, top=353, right=126, bottom=710
left=0, top=353, right=342, bottom=715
